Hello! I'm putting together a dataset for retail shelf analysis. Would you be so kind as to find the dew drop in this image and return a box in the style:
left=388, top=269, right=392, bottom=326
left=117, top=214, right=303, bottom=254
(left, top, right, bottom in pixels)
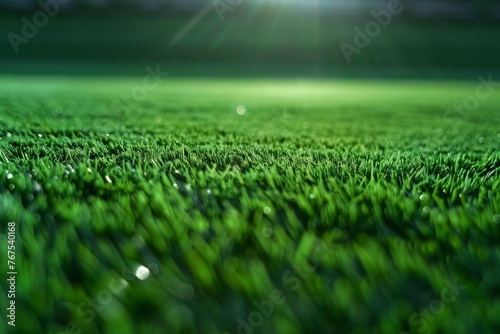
left=134, top=265, right=150, bottom=280
left=236, top=105, right=247, bottom=115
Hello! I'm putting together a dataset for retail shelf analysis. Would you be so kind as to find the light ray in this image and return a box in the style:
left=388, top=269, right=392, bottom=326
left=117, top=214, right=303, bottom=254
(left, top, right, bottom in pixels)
left=163, top=3, right=214, bottom=52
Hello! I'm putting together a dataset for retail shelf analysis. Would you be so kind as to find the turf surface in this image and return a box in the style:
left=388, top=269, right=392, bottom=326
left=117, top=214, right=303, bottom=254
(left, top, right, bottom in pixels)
left=0, top=76, right=500, bottom=333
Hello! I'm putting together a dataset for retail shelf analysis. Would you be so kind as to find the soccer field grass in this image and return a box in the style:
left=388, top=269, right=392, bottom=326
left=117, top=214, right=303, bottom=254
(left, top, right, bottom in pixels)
left=1, top=76, right=500, bottom=334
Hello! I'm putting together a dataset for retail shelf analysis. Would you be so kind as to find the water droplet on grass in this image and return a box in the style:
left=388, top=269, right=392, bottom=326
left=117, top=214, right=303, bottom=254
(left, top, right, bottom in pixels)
left=134, top=265, right=150, bottom=280
left=38, top=134, right=42, bottom=138
left=6, top=132, right=11, bottom=137
left=263, top=207, right=272, bottom=214
left=494, top=215, right=500, bottom=224
left=6, top=173, right=13, bottom=179
left=479, top=137, right=485, bottom=143
left=105, top=175, right=113, bottom=184
left=236, top=105, right=246, bottom=115
left=309, top=194, right=315, bottom=199
left=33, top=181, right=42, bottom=192
left=87, top=168, right=92, bottom=172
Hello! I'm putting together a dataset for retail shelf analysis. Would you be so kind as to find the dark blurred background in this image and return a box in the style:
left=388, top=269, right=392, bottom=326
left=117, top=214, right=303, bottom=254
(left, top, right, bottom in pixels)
left=1, top=0, right=500, bottom=78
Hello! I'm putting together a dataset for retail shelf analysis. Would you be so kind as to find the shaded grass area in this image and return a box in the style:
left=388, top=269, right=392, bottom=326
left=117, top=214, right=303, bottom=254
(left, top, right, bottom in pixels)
left=0, top=77, right=499, bottom=333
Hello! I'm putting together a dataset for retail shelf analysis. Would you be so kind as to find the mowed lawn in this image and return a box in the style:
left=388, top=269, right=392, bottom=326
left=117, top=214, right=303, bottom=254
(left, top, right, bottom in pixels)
left=0, top=76, right=499, bottom=334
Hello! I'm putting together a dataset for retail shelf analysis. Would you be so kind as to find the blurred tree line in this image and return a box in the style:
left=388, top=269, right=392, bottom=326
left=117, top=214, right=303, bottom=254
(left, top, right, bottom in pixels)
left=1, top=0, right=499, bottom=20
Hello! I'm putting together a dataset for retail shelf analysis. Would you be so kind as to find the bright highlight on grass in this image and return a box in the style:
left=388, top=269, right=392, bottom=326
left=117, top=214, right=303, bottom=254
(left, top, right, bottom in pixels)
left=134, top=265, right=150, bottom=280
left=236, top=104, right=247, bottom=115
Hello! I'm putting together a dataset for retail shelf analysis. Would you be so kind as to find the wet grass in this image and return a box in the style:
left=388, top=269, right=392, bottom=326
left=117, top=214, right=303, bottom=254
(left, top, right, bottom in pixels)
left=0, top=76, right=499, bottom=334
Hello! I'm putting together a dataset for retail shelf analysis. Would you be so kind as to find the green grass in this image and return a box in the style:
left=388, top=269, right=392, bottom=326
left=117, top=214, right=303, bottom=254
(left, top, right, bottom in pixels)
left=0, top=76, right=499, bottom=334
